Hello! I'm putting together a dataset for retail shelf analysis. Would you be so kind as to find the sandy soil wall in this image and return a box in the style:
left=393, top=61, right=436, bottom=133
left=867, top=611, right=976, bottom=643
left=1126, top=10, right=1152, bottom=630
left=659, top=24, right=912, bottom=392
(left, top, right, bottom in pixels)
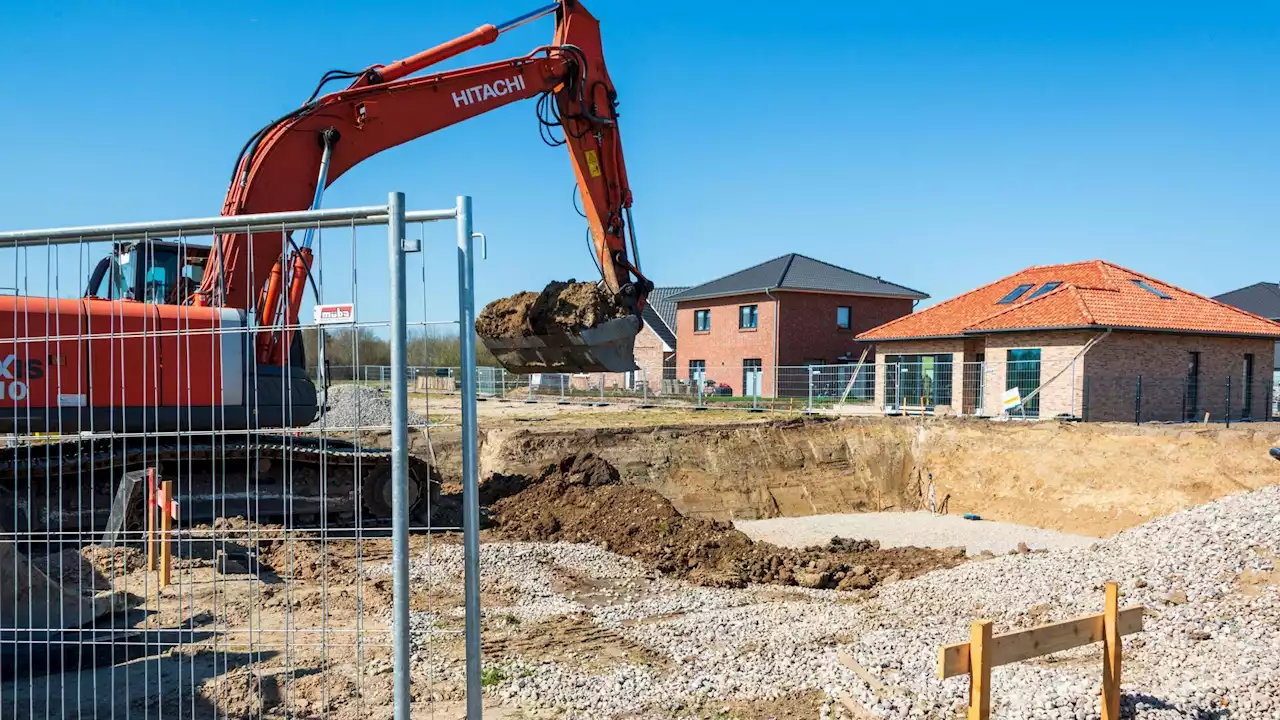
left=450, top=418, right=1280, bottom=537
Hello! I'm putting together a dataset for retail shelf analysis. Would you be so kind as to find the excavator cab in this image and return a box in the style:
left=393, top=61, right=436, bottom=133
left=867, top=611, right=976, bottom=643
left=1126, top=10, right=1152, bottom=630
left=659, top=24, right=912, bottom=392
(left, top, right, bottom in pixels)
left=85, top=239, right=210, bottom=305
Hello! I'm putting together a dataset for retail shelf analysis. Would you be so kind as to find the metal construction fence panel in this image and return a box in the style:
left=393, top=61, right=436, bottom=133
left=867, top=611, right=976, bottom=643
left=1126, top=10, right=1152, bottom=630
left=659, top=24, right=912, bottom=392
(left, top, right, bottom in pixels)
left=0, top=194, right=483, bottom=719
left=360, top=359, right=1275, bottom=424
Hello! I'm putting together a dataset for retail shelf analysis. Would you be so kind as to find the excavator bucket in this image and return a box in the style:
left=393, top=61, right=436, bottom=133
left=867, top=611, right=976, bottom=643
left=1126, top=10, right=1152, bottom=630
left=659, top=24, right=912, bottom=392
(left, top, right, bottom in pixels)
left=480, top=315, right=643, bottom=375
left=0, top=540, right=119, bottom=632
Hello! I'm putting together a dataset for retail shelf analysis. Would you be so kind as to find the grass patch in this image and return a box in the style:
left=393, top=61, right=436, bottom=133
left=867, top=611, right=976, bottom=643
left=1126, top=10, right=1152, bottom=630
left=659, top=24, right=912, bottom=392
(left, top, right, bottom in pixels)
left=480, top=667, right=507, bottom=687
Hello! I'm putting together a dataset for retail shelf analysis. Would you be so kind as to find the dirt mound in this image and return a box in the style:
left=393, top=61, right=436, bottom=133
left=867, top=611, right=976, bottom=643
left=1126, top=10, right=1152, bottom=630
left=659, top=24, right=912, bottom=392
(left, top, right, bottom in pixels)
left=476, top=280, right=629, bottom=338
left=486, top=453, right=966, bottom=590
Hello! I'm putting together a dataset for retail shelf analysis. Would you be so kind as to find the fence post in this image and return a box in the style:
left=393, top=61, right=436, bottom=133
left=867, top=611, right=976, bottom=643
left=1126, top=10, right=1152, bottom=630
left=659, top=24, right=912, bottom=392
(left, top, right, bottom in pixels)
left=642, top=369, right=649, bottom=405
left=1070, top=357, right=1077, bottom=417
left=159, top=480, right=174, bottom=589
left=697, top=374, right=704, bottom=408
left=896, top=360, right=904, bottom=410
left=455, top=195, right=483, bottom=719
left=560, top=375, right=567, bottom=404
left=1083, top=375, right=1091, bottom=421
left=807, top=367, right=814, bottom=413
left=1102, top=582, right=1122, bottom=720
left=968, top=620, right=993, bottom=720
left=599, top=372, right=606, bottom=405
left=1225, top=376, right=1232, bottom=429
left=1134, top=375, right=1142, bottom=425
left=527, top=374, right=535, bottom=403
left=146, top=467, right=158, bottom=571
left=387, top=191, right=414, bottom=720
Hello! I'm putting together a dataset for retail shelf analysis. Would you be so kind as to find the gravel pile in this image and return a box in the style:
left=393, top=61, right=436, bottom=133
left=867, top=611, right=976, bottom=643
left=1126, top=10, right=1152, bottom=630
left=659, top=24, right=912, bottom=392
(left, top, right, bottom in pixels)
left=736, top=511, right=1095, bottom=556
left=387, top=488, right=1280, bottom=719
left=309, top=384, right=428, bottom=429
left=847, top=486, right=1280, bottom=719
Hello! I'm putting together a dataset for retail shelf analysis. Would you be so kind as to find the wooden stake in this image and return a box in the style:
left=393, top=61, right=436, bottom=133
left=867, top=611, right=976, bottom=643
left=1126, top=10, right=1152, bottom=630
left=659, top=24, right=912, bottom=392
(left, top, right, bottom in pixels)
left=1102, top=582, right=1122, bottom=720
left=159, top=480, right=174, bottom=589
left=1202, top=411, right=1210, bottom=425
left=969, top=620, right=992, bottom=720
left=146, top=467, right=157, bottom=572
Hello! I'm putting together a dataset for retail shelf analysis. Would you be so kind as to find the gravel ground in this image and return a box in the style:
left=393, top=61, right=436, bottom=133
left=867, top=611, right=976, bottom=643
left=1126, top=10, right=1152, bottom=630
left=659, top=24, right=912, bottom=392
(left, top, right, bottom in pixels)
left=309, top=384, right=429, bottom=430
left=736, top=512, right=1096, bottom=555
left=388, top=488, right=1280, bottom=719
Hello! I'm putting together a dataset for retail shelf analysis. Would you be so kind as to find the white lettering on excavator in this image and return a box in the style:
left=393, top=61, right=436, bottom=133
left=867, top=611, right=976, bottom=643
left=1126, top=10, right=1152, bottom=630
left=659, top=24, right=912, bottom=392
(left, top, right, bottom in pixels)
left=0, top=354, right=28, bottom=401
left=451, top=75, right=525, bottom=108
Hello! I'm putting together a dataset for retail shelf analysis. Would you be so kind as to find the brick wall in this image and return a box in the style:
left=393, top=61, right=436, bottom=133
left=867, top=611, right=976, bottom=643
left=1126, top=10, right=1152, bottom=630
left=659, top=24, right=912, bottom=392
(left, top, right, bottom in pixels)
left=676, top=291, right=918, bottom=397
left=776, top=292, right=916, bottom=366
left=583, top=324, right=671, bottom=392
left=872, top=339, right=964, bottom=410
left=675, top=292, right=777, bottom=395
left=1082, top=332, right=1274, bottom=422
left=981, top=332, right=1091, bottom=418
left=632, top=323, right=669, bottom=391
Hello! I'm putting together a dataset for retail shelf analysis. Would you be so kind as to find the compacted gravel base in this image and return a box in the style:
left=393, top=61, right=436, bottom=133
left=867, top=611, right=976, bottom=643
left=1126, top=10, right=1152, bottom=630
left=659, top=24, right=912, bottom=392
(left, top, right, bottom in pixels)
left=387, top=487, right=1280, bottom=719
left=736, top=511, right=1096, bottom=555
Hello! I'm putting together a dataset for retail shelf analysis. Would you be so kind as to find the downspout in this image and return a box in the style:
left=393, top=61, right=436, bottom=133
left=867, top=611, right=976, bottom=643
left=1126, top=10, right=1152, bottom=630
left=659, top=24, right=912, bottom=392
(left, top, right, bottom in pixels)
left=764, top=288, right=779, bottom=397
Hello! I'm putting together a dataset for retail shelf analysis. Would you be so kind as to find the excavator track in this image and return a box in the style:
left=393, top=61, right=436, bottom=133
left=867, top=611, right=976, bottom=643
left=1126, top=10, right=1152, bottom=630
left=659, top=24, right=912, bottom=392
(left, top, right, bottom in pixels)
left=0, top=434, right=440, bottom=541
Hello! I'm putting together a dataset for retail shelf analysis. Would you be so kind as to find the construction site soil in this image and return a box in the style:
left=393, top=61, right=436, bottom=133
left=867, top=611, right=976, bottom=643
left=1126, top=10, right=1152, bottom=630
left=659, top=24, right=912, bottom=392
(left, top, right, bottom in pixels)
left=485, top=453, right=966, bottom=590
left=475, top=280, right=629, bottom=338
left=455, top=415, right=1280, bottom=537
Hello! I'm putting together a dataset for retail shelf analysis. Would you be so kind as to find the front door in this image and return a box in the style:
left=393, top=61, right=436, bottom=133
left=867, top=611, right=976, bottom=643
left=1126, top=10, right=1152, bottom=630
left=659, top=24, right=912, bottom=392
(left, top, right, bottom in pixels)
left=743, top=359, right=762, bottom=397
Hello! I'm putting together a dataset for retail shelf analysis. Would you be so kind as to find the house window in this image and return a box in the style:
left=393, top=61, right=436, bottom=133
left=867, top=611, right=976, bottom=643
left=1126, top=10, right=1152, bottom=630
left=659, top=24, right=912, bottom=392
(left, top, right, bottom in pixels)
left=688, top=360, right=705, bottom=384
left=1005, top=348, right=1041, bottom=418
left=1026, top=281, right=1061, bottom=300
left=1243, top=353, right=1254, bottom=418
left=997, top=284, right=1034, bottom=304
left=884, top=354, right=953, bottom=409
left=1184, top=351, right=1200, bottom=421
left=837, top=306, right=851, bottom=329
left=694, top=309, right=710, bottom=332
left=1130, top=279, right=1171, bottom=299
left=739, top=304, right=758, bottom=330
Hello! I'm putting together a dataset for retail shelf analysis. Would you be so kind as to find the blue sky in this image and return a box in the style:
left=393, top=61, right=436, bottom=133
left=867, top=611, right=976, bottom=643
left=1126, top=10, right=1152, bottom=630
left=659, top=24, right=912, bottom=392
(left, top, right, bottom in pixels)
left=1, top=1, right=1277, bottom=324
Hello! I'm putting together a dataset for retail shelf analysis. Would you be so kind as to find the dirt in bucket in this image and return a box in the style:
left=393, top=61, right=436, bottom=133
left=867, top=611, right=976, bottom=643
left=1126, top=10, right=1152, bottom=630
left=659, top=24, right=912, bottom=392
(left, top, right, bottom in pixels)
left=476, top=280, right=630, bottom=339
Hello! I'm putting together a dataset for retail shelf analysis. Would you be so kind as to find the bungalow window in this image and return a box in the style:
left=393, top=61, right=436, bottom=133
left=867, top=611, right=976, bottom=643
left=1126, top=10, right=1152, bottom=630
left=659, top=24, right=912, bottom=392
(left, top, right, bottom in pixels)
left=1005, top=348, right=1041, bottom=417
left=837, top=306, right=851, bottom=329
left=884, top=354, right=953, bottom=409
left=694, top=309, right=710, bottom=332
left=739, top=304, right=758, bottom=329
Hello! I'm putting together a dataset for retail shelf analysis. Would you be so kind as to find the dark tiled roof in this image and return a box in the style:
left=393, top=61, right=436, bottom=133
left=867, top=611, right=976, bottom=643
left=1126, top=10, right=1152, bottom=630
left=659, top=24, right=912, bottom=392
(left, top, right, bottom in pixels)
left=666, top=254, right=927, bottom=303
left=1214, top=282, right=1280, bottom=320
left=642, top=287, right=686, bottom=349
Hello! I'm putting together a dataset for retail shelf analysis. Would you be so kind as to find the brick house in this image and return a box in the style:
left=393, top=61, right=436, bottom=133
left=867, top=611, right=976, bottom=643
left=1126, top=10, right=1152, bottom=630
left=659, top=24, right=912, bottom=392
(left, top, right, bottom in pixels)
left=858, top=261, right=1280, bottom=422
left=621, top=286, right=684, bottom=391
left=1214, top=282, right=1280, bottom=387
left=668, top=254, right=927, bottom=397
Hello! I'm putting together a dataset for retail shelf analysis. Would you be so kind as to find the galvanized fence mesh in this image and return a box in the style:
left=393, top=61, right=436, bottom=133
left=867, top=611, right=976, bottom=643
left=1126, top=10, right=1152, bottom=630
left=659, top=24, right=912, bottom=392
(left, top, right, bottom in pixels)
left=0, top=194, right=482, bottom=719
left=353, top=359, right=1274, bottom=425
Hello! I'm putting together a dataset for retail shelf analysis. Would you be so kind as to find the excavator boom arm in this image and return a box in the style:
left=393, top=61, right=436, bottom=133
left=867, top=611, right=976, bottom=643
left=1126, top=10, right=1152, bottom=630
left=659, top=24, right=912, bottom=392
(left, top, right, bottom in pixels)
left=196, top=0, right=645, bottom=332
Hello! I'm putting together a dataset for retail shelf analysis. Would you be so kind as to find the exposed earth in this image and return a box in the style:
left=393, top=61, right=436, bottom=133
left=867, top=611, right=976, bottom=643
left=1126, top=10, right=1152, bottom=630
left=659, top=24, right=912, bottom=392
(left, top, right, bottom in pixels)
left=7, top=394, right=1280, bottom=719
left=476, top=280, right=630, bottom=338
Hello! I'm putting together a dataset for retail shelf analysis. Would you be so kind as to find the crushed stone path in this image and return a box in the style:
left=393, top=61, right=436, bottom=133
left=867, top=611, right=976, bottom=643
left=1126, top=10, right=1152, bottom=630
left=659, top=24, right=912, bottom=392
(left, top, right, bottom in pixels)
left=736, top=511, right=1097, bottom=555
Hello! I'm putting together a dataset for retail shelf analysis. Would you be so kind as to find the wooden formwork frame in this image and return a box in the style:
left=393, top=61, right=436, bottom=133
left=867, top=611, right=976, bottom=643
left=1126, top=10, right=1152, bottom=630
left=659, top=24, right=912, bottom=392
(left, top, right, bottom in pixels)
left=938, top=582, right=1141, bottom=720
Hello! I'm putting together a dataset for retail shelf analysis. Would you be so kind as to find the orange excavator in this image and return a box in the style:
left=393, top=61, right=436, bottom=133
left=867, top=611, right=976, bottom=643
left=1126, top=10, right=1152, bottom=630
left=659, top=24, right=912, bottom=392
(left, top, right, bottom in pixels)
left=0, top=0, right=647, bottom=629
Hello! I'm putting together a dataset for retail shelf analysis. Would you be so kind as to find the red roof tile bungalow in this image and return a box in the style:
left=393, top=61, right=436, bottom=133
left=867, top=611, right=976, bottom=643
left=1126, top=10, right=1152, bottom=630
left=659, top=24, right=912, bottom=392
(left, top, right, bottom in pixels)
left=858, top=261, right=1280, bottom=422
